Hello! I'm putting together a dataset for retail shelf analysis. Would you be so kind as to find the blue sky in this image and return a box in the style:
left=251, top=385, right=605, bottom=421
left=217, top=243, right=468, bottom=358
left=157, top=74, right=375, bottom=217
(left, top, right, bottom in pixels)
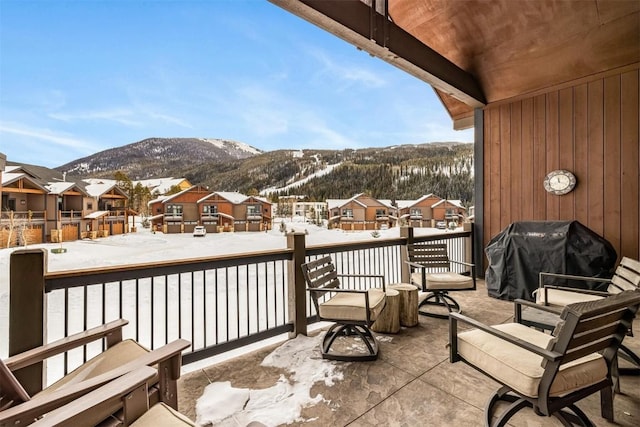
left=0, top=0, right=473, bottom=168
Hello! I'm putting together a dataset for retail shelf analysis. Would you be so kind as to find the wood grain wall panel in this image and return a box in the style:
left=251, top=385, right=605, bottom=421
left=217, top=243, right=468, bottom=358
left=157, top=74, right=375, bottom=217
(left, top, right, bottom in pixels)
left=499, top=104, right=512, bottom=230
left=587, top=80, right=604, bottom=236
left=510, top=101, right=522, bottom=221
left=521, top=98, right=534, bottom=219
left=558, top=87, right=575, bottom=220
left=545, top=91, right=560, bottom=219
left=604, top=75, right=622, bottom=254
left=482, top=68, right=639, bottom=264
left=620, top=70, right=639, bottom=259
left=573, top=83, right=589, bottom=226
left=533, top=94, right=547, bottom=219
left=488, top=107, right=502, bottom=240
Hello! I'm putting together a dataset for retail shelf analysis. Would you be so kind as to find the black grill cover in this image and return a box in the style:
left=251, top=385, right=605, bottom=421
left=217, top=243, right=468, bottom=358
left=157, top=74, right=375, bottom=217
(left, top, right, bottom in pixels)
left=485, top=221, right=617, bottom=301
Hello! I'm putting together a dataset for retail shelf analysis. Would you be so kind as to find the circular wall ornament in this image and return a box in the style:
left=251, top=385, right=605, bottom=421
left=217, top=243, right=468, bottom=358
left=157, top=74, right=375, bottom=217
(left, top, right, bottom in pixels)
left=543, top=169, right=576, bottom=195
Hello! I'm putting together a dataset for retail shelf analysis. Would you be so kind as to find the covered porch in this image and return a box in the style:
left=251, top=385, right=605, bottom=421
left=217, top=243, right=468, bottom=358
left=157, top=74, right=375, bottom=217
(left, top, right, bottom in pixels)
left=177, top=279, right=640, bottom=426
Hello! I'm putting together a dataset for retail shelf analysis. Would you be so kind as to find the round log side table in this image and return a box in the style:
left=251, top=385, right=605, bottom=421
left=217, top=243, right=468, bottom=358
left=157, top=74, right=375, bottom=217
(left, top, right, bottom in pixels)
left=388, top=283, right=419, bottom=327
left=371, top=288, right=400, bottom=334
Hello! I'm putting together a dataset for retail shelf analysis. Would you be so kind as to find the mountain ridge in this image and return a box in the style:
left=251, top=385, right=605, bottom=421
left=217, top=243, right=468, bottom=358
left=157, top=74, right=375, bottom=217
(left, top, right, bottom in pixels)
left=57, top=138, right=474, bottom=203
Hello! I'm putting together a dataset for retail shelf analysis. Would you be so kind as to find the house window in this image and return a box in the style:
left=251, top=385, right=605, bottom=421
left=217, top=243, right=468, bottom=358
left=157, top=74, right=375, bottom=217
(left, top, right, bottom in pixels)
left=342, top=209, right=353, bottom=218
left=166, top=204, right=183, bottom=216
left=410, top=208, right=422, bottom=217
left=203, top=205, right=218, bottom=215
left=247, top=205, right=260, bottom=216
left=87, top=202, right=93, bottom=210
left=376, top=209, right=386, bottom=217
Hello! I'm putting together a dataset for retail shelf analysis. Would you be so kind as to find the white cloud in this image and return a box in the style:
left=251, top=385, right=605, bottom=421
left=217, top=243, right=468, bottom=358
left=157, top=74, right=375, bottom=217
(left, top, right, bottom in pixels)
left=49, top=108, right=142, bottom=127
left=308, top=47, right=386, bottom=89
left=0, top=122, right=94, bottom=150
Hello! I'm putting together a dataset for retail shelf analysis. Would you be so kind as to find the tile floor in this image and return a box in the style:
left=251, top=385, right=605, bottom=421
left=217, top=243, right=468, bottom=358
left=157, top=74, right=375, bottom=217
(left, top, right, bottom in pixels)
left=177, top=281, right=640, bottom=426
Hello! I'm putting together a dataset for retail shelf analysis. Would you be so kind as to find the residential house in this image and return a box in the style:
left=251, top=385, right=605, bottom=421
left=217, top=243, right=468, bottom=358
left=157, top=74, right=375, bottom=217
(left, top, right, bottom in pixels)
left=45, top=181, right=90, bottom=242
left=149, top=189, right=272, bottom=234
left=149, top=185, right=211, bottom=234
left=431, top=199, right=467, bottom=225
left=83, top=181, right=131, bottom=237
left=198, top=191, right=272, bottom=233
left=397, top=194, right=443, bottom=227
left=1, top=165, right=49, bottom=246
left=327, top=194, right=396, bottom=231
left=0, top=162, right=131, bottom=247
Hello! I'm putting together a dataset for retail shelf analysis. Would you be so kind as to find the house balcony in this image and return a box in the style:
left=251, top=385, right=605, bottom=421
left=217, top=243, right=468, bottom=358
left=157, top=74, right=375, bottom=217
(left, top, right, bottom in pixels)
left=375, top=215, right=389, bottom=221
left=246, top=214, right=263, bottom=221
left=4, top=228, right=639, bottom=425
left=175, top=280, right=640, bottom=425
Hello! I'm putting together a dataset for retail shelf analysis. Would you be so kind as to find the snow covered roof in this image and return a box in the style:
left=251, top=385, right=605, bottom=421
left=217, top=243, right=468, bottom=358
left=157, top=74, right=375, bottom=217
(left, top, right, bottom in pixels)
left=84, top=210, right=109, bottom=219
left=396, top=194, right=439, bottom=209
left=214, top=191, right=250, bottom=204
left=45, top=181, right=82, bottom=195
left=1, top=172, right=25, bottom=185
left=134, top=177, right=189, bottom=195
left=84, top=178, right=116, bottom=186
left=431, top=199, right=465, bottom=209
left=84, top=183, right=121, bottom=198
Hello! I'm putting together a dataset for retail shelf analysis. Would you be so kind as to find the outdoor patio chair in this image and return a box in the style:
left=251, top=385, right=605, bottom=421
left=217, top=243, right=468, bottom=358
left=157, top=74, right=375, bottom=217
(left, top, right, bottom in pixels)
left=301, top=255, right=387, bottom=361
left=405, top=241, right=476, bottom=318
left=449, top=290, right=640, bottom=426
left=529, top=256, right=640, bottom=375
left=0, top=319, right=190, bottom=426
left=29, top=366, right=195, bottom=426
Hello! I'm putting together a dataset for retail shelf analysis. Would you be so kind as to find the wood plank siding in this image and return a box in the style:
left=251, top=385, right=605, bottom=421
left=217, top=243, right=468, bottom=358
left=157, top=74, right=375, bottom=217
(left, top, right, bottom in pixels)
left=483, top=67, right=639, bottom=263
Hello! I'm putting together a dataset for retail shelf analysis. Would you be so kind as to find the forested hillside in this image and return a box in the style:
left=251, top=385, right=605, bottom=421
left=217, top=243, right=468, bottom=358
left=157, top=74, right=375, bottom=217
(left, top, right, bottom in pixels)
left=59, top=138, right=475, bottom=205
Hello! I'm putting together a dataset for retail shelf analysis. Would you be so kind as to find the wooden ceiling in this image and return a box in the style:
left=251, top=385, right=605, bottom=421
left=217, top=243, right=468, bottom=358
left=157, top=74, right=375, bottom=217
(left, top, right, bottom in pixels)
left=270, top=0, right=640, bottom=128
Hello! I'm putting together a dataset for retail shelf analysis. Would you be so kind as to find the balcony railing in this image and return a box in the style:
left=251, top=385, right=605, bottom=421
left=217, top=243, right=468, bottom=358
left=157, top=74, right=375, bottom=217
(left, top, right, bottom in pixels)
left=7, top=226, right=473, bottom=392
left=0, top=210, right=46, bottom=222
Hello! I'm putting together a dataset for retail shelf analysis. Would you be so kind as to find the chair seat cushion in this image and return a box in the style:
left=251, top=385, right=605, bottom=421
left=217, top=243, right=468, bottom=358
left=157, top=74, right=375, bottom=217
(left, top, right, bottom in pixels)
left=456, top=323, right=607, bottom=398
left=133, top=402, right=196, bottom=426
left=319, top=288, right=386, bottom=322
left=411, top=272, right=473, bottom=290
left=37, top=339, right=150, bottom=396
left=535, top=288, right=605, bottom=306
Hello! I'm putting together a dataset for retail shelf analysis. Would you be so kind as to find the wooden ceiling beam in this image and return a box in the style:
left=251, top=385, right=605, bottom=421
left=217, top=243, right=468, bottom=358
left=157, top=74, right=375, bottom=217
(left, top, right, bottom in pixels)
left=269, top=0, right=486, bottom=107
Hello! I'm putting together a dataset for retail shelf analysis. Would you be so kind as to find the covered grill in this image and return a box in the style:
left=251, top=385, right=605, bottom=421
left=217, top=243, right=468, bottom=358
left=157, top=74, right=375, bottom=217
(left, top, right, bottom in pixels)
left=485, top=221, right=617, bottom=301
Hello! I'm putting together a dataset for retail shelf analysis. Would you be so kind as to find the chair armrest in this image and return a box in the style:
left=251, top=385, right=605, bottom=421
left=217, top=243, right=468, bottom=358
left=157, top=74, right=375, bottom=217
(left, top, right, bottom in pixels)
left=449, top=259, right=475, bottom=268
left=29, top=367, right=158, bottom=427
left=404, top=261, right=424, bottom=270
left=449, top=312, right=561, bottom=362
left=0, top=339, right=190, bottom=425
left=307, top=288, right=368, bottom=294
left=539, top=272, right=612, bottom=288
left=337, top=273, right=385, bottom=291
left=5, top=319, right=129, bottom=371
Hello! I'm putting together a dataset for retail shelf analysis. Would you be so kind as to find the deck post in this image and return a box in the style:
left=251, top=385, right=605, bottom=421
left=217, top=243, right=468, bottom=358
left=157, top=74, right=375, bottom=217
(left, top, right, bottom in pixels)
left=400, top=226, right=414, bottom=283
left=9, top=248, right=47, bottom=395
left=287, top=232, right=307, bottom=337
left=463, top=222, right=475, bottom=274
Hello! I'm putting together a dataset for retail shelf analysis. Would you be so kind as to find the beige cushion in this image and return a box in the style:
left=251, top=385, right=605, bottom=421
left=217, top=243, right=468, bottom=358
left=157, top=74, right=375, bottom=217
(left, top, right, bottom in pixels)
left=457, top=323, right=607, bottom=397
left=319, top=288, right=386, bottom=322
left=37, top=339, right=150, bottom=396
left=535, top=288, right=604, bottom=306
left=411, top=272, right=473, bottom=290
left=132, top=402, right=196, bottom=426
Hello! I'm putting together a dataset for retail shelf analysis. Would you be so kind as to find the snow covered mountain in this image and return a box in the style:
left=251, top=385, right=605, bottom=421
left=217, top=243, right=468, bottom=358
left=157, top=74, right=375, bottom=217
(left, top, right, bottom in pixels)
left=57, top=137, right=261, bottom=179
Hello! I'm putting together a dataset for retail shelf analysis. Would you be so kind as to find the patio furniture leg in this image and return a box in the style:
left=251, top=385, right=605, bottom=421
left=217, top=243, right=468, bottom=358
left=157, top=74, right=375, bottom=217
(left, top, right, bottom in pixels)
left=418, top=292, right=461, bottom=318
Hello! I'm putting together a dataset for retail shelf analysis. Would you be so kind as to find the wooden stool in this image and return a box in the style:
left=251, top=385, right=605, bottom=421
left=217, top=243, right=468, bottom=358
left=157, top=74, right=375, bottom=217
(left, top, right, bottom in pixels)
left=389, top=283, right=419, bottom=327
left=371, top=289, right=400, bottom=334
